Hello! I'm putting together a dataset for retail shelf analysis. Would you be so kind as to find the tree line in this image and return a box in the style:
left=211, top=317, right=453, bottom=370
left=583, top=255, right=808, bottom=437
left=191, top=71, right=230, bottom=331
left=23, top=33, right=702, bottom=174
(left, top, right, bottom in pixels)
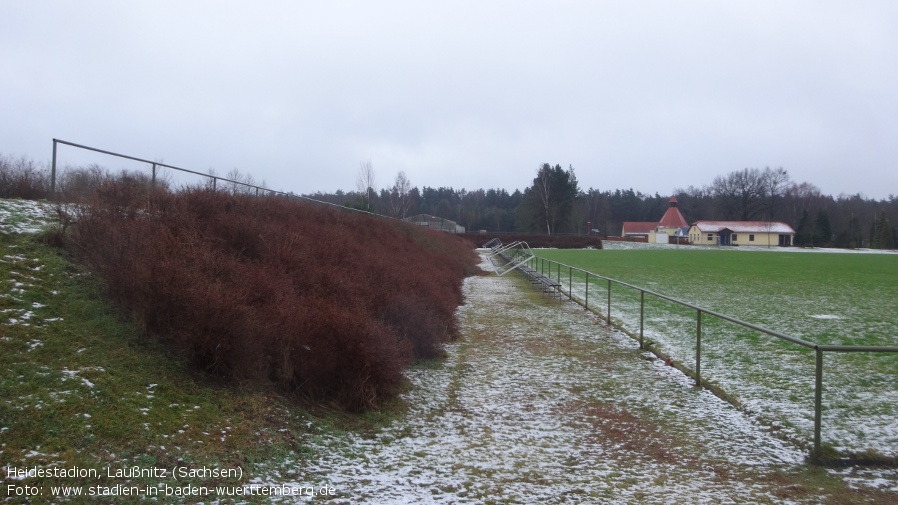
left=1, top=154, right=894, bottom=249
left=307, top=162, right=896, bottom=249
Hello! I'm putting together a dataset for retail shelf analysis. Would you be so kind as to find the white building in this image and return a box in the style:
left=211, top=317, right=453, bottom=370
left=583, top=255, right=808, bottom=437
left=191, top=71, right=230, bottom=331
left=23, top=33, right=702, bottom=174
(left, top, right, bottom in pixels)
left=688, top=221, right=795, bottom=247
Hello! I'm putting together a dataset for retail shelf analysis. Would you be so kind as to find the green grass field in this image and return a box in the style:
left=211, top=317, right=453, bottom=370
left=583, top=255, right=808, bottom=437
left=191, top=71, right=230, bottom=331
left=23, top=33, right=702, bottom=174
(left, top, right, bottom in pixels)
left=533, top=246, right=898, bottom=458
left=536, top=248, right=898, bottom=346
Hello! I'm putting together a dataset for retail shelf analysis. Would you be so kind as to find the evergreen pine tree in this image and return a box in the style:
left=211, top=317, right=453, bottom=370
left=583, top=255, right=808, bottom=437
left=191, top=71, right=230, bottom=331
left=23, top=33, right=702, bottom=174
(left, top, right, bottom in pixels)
left=874, top=212, right=894, bottom=249
left=814, top=210, right=832, bottom=247
left=795, top=209, right=811, bottom=246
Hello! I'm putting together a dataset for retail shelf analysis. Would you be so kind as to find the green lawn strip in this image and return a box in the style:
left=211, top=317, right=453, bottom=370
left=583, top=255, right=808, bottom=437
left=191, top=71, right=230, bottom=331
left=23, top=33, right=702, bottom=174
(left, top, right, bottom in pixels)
left=539, top=249, right=898, bottom=344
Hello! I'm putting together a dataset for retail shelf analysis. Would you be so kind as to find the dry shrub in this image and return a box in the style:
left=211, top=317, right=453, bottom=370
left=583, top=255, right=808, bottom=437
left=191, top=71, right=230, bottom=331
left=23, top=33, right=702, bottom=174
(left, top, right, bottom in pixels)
left=0, top=154, right=51, bottom=199
left=69, top=182, right=478, bottom=410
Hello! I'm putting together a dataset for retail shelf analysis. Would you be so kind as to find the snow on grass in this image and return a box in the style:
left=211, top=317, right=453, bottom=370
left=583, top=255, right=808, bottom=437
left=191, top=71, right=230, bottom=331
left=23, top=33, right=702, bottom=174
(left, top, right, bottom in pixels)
left=0, top=198, right=56, bottom=235
left=550, top=245, right=898, bottom=461
left=601, top=240, right=898, bottom=255
left=563, top=273, right=898, bottom=459
left=244, top=257, right=898, bottom=503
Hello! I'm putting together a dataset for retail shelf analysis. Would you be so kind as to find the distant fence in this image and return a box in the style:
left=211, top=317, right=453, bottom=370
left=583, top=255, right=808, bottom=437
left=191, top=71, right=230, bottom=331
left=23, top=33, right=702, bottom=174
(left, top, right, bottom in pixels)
left=49, top=139, right=380, bottom=217
left=520, top=253, right=898, bottom=463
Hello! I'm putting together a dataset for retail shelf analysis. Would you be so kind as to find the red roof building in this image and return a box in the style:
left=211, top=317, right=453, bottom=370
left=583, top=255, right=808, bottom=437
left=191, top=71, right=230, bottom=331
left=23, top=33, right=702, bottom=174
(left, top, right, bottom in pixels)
left=621, top=221, right=658, bottom=237
left=621, top=196, right=689, bottom=240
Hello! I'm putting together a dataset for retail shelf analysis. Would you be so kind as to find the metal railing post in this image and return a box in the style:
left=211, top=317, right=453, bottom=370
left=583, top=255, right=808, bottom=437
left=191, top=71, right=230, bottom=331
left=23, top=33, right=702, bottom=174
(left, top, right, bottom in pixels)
left=50, top=139, right=58, bottom=197
left=568, top=266, right=572, bottom=301
left=585, top=273, right=589, bottom=309
left=640, top=290, right=645, bottom=349
left=696, top=309, right=703, bottom=388
left=151, top=163, right=157, bottom=187
left=606, top=279, right=612, bottom=324
left=814, top=347, right=823, bottom=460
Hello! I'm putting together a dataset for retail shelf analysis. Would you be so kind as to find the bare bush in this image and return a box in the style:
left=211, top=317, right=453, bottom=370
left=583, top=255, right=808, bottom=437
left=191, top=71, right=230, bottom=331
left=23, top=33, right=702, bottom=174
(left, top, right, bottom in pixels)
left=68, top=184, right=478, bottom=410
left=0, top=154, right=51, bottom=199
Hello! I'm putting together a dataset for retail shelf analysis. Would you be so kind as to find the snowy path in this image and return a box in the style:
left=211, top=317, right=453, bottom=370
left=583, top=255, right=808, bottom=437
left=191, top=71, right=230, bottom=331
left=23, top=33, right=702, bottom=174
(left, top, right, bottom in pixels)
left=274, top=259, right=895, bottom=504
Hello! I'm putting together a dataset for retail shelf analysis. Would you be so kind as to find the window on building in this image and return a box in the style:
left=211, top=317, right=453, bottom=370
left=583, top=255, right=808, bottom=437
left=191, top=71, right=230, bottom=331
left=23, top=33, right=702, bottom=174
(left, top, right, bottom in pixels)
left=732, top=234, right=738, bottom=241
left=707, top=234, right=713, bottom=241
left=749, top=234, right=755, bottom=241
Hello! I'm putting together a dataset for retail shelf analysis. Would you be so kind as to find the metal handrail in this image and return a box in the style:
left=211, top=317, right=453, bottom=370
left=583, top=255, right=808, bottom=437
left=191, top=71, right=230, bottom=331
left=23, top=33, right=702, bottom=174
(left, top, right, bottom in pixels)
left=526, top=254, right=898, bottom=461
left=50, top=139, right=384, bottom=218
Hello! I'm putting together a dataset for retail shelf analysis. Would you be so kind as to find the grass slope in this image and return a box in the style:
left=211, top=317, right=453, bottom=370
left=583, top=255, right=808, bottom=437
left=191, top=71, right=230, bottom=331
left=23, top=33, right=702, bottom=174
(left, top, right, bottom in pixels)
left=1, top=195, right=474, bottom=503
left=1, top=225, right=321, bottom=503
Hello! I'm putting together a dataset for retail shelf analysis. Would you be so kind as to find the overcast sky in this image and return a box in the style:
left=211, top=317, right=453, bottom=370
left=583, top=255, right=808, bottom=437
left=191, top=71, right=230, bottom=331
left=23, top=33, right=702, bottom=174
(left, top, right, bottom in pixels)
left=3, top=1, right=897, bottom=199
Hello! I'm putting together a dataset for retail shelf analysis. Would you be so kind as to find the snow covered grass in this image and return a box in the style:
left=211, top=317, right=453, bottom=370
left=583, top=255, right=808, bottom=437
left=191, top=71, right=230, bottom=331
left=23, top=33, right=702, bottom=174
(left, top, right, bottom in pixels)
left=263, top=257, right=897, bottom=503
left=536, top=245, right=898, bottom=460
left=0, top=199, right=56, bottom=235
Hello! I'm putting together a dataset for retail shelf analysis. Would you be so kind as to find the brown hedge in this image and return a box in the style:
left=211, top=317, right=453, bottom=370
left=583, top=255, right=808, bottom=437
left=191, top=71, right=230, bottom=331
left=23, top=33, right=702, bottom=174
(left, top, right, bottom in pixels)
left=68, top=182, right=479, bottom=410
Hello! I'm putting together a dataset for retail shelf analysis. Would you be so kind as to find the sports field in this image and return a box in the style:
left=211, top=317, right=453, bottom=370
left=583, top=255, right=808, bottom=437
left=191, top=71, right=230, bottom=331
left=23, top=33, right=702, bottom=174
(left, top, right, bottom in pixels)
left=534, top=243, right=898, bottom=458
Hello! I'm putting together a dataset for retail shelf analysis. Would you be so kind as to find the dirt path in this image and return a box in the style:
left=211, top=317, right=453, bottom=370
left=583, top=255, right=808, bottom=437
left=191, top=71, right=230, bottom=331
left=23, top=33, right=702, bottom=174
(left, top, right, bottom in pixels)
left=278, top=258, right=895, bottom=504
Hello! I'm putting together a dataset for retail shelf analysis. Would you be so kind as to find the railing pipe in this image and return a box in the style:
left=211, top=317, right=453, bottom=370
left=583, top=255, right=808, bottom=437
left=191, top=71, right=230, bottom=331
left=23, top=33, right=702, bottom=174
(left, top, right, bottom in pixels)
left=606, top=278, right=611, bottom=325
left=568, top=266, right=572, bottom=301
left=51, top=139, right=390, bottom=219
left=50, top=139, right=58, bottom=196
left=639, top=290, right=645, bottom=349
left=814, top=347, right=823, bottom=461
left=696, top=309, right=703, bottom=388
left=585, top=272, right=589, bottom=309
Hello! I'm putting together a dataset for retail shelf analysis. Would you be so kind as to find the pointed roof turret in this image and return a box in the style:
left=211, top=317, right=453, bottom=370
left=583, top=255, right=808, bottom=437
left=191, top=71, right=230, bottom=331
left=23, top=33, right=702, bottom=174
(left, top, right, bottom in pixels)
left=658, top=196, right=688, bottom=229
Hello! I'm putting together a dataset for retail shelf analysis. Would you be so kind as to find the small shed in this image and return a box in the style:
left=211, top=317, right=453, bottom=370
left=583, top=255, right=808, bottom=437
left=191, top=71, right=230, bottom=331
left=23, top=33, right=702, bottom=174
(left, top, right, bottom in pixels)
left=621, top=221, right=657, bottom=239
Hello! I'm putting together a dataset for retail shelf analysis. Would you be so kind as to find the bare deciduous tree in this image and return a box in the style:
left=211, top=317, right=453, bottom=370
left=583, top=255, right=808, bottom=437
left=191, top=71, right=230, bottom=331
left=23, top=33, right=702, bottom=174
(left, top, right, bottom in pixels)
left=711, top=167, right=791, bottom=221
left=356, top=160, right=376, bottom=212
left=389, top=170, right=412, bottom=218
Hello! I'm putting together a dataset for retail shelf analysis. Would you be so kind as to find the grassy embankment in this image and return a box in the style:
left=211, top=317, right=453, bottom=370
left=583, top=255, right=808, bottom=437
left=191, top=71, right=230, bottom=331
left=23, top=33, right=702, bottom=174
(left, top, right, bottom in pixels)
left=0, top=192, right=477, bottom=502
